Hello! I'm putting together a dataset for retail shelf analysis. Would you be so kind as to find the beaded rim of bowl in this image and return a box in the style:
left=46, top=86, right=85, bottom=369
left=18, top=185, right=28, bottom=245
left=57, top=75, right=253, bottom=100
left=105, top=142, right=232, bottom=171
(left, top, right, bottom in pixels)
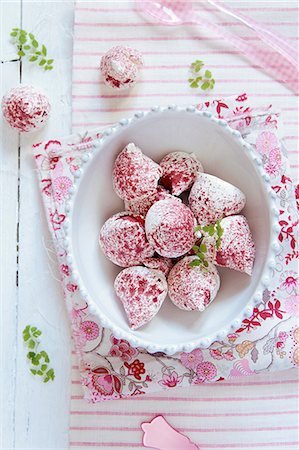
left=63, top=105, right=279, bottom=356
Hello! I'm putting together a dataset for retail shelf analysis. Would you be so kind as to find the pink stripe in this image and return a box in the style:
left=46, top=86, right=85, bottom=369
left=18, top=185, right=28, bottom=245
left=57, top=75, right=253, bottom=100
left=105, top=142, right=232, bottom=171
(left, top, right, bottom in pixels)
left=74, top=21, right=298, bottom=27
left=72, top=93, right=295, bottom=99
left=285, top=136, right=298, bottom=140
left=69, top=425, right=298, bottom=433
left=73, top=63, right=296, bottom=70
left=127, top=394, right=299, bottom=402
left=201, top=443, right=299, bottom=449
left=72, top=78, right=297, bottom=85
left=73, top=50, right=275, bottom=56
left=70, top=442, right=299, bottom=448
left=76, top=36, right=299, bottom=42
left=70, top=410, right=298, bottom=418
left=290, top=164, right=299, bottom=168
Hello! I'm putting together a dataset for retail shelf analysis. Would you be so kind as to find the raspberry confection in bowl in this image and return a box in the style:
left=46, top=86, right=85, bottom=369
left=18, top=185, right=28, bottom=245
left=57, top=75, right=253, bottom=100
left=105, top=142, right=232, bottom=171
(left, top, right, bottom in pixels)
left=189, top=173, right=246, bottom=225
left=168, top=256, right=220, bottom=311
left=99, top=212, right=154, bottom=267
left=113, top=143, right=162, bottom=202
left=114, top=266, right=168, bottom=329
left=145, top=197, right=197, bottom=258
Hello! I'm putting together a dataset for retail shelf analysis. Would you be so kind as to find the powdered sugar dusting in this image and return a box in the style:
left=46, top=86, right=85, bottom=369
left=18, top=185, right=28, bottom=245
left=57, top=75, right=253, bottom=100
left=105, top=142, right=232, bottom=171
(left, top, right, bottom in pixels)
left=113, top=143, right=162, bottom=202
left=100, top=45, right=143, bottom=90
left=145, top=198, right=197, bottom=258
left=114, top=266, right=167, bottom=329
left=160, top=151, right=203, bottom=195
left=124, top=185, right=173, bottom=216
left=189, top=173, right=246, bottom=225
left=1, top=85, right=50, bottom=133
left=143, top=256, right=174, bottom=277
left=99, top=212, right=154, bottom=267
left=203, top=215, right=255, bottom=275
left=168, top=256, right=220, bottom=311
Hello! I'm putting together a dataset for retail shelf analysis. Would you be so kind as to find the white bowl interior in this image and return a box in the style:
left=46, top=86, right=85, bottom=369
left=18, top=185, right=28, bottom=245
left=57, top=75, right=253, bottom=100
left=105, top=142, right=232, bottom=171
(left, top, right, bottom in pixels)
left=71, top=110, right=271, bottom=348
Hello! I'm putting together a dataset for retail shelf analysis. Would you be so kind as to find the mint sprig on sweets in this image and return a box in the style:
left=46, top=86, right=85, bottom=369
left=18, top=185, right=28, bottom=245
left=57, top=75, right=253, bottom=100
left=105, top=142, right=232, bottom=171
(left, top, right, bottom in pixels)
left=188, top=59, right=215, bottom=91
left=190, top=220, right=224, bottom=268
left=23, top=325, right=55, bottom=383
left=10, top=28, right=54, bottom=71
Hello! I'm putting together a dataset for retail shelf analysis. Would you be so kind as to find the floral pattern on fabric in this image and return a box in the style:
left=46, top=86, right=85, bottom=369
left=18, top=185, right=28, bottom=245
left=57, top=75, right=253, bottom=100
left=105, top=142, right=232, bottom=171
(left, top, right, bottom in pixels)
left=34, top=94, right=299, bottom=402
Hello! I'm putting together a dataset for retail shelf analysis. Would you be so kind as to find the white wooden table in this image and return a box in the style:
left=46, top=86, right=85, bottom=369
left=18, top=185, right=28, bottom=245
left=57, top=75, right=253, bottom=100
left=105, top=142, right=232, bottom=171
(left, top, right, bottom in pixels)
left=1, top=2, right=74, bottom=449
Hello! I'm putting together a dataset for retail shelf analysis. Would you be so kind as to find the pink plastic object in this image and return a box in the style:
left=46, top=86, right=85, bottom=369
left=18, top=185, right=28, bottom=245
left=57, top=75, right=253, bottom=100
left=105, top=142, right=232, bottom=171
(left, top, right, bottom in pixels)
left=208, top=0, right=298, bottom=68
left=136, top=0, right=298, bottom=93
left=141, top=415, right=200, bottom=449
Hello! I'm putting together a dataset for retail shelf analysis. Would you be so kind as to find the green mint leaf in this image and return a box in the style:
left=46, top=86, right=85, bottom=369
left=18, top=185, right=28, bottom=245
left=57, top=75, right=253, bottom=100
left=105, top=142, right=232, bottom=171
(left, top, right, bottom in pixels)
left=202, top=224, right=215, bottom=236
left=192, top=245, right=200, bottom=253
left=29, top=32, right=35, bottom=39
left=201, top=81, right=210, bottom=90
left=40, top=351, right=49, bottom=363
left=190, top=81, right=198, bottom=88
left=203, top=260, right=209, bottom=267
left=41, top=364, right=47, bottom=372
left=10, top=32, right=18, bottom=37
left=43, top=377, right=49, bottom=383
left=37, top=370, right=43, bottom=376
left=199, top=243, right=207, bottom=253
left=32, top=357, right=39, bottom=366
left=12, top=27, right=19, bottom=31
left=32, top=39, right=38, bottom=48
left=29, top=56, right=38, bottom=62
left=23, top=45, right=31, bottom=50
left=205, top=70, right=212, bottom=78
left=23, top=325, right=31, bottom=341
left=39, top=59, right=46, bottom=66
left=42, top=44, right=47, bottom=56
left=18, top=50, right=25, bottom=56
left=35, top=51, right=41, bottom=55
left=189, top=259, right=201, bottom=267
left=19, top=35, right=27, bottom=44
left=31, top=327, right=37, bottom=332
left=188, top=78, right=194, bottom=83
left=28, top=339, right=36, bottom=349
left=194, top=225, right=202, bottom=233
left=48, top=66, right=53, bottom=70
left=30, top=369, right=37, bottom=375
left=47, top=59, right=53, bottom=64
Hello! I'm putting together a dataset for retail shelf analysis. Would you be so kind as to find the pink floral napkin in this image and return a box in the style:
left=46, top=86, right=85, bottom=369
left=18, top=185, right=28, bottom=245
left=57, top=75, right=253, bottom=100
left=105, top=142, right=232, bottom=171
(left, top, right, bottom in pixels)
left=34, top=93, right=299, bottom=402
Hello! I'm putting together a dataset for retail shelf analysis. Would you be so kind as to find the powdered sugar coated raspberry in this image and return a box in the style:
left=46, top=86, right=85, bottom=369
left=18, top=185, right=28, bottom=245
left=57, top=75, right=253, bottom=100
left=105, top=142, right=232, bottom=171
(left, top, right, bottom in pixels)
left=203, top=215, right=255, bottom=275
left=168, top=256, right=220, bottom=311
left=160, top=151, right=203, bottom=195
left=124, top=185, right=173, bottom=216
left=143, top=257, right=174, bottom=277
left=189, top=173, right=246, bottom=225
left=100, top=45, right=143, bottom=90
left=114, top=266, right=167, bottom=329
left=145, top=198, right=197, bottom=258
left=113, top=143, right=163, bottom=202
left=2, top=85, right=50, bottom=133
left=99, top=212, right=154, bottom=267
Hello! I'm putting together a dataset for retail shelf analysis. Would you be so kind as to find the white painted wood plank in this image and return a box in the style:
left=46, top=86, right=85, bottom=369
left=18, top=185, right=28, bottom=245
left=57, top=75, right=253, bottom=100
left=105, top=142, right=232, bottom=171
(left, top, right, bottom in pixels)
left=0, top=1, right=21, bottom=448
left=10, top=1, right=74, bottom=449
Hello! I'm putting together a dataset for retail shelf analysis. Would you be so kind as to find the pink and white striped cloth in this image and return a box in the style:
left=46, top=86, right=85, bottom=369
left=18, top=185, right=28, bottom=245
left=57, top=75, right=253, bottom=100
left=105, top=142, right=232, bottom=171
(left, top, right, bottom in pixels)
left=68, top=2, right=299, bottom=448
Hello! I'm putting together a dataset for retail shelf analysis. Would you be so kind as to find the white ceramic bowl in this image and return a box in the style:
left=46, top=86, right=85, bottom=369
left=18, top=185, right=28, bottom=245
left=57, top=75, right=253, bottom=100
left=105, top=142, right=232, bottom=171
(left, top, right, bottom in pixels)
left=67, top=106, right=278, bottom=355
